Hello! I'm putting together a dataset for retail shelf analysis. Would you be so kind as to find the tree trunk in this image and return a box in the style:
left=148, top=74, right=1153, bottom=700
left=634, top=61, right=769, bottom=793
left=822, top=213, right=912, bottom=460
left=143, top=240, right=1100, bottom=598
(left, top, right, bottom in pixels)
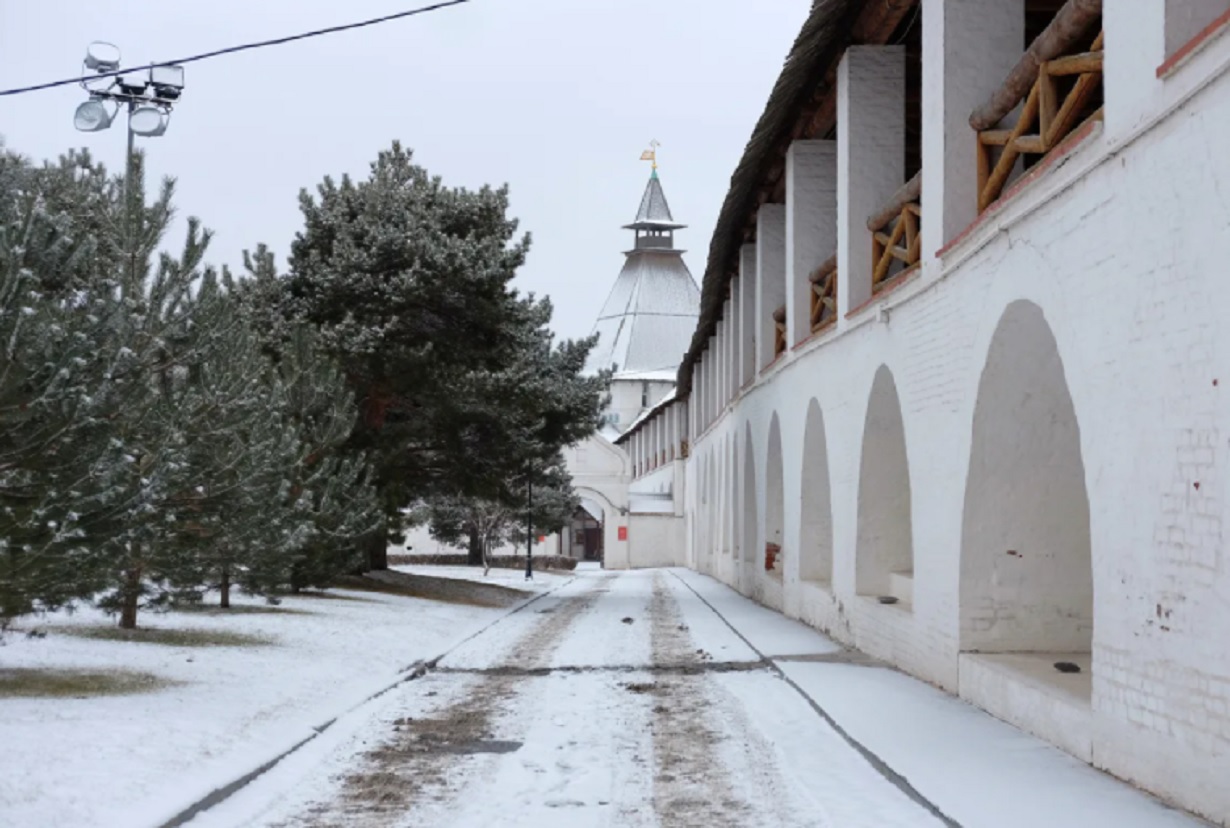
left=119, top=565, right=141, bottom=629
left=482, top=534, right=491, bottom=577
left=467, top=527, right=484, bottom=567
left=366, top=529, right=388, bottom=571
left=220, top=565, right=231, bottom=609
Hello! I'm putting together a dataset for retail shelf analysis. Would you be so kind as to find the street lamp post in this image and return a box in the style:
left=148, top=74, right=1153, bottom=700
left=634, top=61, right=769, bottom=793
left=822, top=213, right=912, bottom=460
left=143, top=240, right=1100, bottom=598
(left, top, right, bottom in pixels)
left=72, top=42, right=185, bottom=293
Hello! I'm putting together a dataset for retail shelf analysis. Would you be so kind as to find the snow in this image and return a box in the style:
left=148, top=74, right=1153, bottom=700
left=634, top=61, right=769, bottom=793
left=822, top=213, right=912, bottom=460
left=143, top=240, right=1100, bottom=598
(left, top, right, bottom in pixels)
left=391, top=562, right=572, bottom=595
left=0, top=582, right=526, bottom=828
left=4, top=566, right=1211, bottom=827
left=778, top=661, right=1205, bottom=828
left=182, top=570, right=945, bottom=826
left=668, top=567, right=844, bottom=657
left=668, top=568, right=1207, bottom=827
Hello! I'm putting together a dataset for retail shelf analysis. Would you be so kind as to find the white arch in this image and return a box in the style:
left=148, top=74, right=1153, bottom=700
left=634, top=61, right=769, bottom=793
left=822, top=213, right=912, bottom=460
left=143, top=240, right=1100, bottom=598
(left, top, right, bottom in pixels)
left=855, top=365, right=914, bottom=607
left=573, top=484, right=626, bottom=570
left=764, top=413, right=785, bottom=582
left=799, top=398, right=834, bottom=585
left=960, top=300, right=1092, bottom=655
left=742, top=422, right=758, bottom=594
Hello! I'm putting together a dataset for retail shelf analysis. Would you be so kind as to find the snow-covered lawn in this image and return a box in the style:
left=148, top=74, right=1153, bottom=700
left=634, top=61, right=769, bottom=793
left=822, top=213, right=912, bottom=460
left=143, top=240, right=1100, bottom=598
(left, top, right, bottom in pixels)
left=391, top=561, right=576, bottom=594
left=0, top=580, right=534, bottom=828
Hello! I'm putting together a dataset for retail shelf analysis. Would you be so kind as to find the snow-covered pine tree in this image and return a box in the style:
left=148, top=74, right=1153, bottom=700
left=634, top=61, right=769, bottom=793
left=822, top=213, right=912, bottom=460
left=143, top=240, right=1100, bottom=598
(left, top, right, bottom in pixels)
left=229, top=253, right=381, bottom=592
left=162, top=274, right=308, bottom=609
left=425, top=290, right=608, bottom=564
left=65, top=155, right=254, bottom=628
left=0, top=147, right=118, bottom=623
left=280, top=141, right=533, bottom=570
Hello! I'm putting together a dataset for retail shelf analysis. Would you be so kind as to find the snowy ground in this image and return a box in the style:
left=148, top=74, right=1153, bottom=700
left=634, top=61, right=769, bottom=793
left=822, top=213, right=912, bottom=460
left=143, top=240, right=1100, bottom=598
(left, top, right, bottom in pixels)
left=176, top=568, right=1209, bottom=828
left=0, top=573, right=549, bottom=828
left=391, top=562, right=574, bottom=594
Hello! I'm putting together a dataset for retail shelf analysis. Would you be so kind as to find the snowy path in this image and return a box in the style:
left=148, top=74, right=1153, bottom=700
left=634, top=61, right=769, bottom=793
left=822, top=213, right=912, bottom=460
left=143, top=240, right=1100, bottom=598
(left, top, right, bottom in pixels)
left=185, top=566, right=1210, bottom=828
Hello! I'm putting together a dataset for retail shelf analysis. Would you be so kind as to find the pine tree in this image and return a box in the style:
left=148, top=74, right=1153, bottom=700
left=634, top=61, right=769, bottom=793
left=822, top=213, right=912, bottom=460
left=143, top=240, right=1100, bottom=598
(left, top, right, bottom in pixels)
left=230, top=255, right=381, bottom=593
left=0, top=147, right=117, bottom=623
left=1, top=143, right=382, bottom=627
left=280, top=142, right=606, bottom=570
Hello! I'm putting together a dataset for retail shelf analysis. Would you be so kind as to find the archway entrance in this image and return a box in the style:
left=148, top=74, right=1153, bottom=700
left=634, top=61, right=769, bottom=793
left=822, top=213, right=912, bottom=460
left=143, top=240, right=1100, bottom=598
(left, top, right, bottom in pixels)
left=856, top=366, right=914, bottom=609
left=565, top=500, right=604, bottom=562
left=572, top=486, right=623, bottom=569
left=958, top=300, right=1093, bottom=758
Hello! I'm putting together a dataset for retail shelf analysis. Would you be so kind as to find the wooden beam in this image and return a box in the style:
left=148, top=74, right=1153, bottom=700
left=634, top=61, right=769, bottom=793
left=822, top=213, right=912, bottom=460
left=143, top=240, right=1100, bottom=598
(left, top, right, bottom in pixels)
left=969, top=0, right=1102, bottom=131
left=745, top=0, right=920, bottom=240
left=1046, top=49, right=1103, bottom=76
left=866, top=170, right=923, bottom=231
left=980, top=81, right=1042, bottom=211
left=808, top=253, right=838, bottom=284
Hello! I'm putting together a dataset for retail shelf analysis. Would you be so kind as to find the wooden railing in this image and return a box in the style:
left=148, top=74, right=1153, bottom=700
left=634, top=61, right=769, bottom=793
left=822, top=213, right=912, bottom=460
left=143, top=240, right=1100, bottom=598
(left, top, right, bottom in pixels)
left=772, top=305, right=787, bottom=358
left=809, top=254, right=837, bottom=333
left=971, top=1, right=1103, bottom=211
left=869, top=171, right=922, bottom=294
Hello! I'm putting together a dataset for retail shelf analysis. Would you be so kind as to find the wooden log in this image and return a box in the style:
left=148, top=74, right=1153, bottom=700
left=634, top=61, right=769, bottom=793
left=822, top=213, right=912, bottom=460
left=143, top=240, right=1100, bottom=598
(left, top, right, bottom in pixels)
left=969, top=0, right=1102, bottom=131
left=1014, top=135, right=1048, bottom=154
left=1046, top=50, right=1103, bottom=76
left=808, top=253, right=838, bottom=284
left=1043, top=32, right=1105, bottom=145
left=866, top=171, right=923, bottom=231
left=979, top=129, right=1016, bottom=146
left=980, top=80, right=1041, bottom=210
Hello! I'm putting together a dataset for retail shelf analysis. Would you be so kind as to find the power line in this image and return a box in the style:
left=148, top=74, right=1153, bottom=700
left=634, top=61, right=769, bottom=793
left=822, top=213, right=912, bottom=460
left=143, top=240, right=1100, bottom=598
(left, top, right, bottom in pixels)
left=0, top=0, right=472, bottom=98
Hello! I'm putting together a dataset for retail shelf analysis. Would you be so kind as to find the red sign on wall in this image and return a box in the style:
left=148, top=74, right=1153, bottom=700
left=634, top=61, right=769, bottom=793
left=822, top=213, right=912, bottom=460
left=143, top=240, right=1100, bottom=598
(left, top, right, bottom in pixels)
left=617, top=526, right=628, bottom=541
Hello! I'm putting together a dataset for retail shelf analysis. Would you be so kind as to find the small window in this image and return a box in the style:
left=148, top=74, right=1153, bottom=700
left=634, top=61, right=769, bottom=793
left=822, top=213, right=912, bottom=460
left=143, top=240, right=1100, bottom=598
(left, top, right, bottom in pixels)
left=641, top=381, right=650, bottom=408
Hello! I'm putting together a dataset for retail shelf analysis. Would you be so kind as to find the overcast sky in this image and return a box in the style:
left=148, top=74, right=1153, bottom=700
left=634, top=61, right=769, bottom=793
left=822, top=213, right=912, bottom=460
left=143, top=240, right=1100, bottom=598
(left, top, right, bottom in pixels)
left=0, top=1, right=807, bottom=342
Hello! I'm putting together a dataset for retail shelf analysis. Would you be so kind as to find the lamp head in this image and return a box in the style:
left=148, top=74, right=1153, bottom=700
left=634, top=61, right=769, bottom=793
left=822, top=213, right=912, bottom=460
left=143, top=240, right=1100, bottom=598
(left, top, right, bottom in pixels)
left=129, top=104, right=169, bottom=137
left=73, top=98, right=114, bottom=132
left=149, top=64, right=184, bottom=101
left=84, top=41, right=121, bottom=73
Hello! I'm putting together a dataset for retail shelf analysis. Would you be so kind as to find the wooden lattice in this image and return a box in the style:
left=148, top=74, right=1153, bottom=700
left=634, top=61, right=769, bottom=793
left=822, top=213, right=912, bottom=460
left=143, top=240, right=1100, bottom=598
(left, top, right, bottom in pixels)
left=772, top=305, right=787, bottom=358
left=809, top=254, right=837, bottom=333
left=976, top=30, right=1104, bottom=211
left=870, top=171, right=922, bottom=293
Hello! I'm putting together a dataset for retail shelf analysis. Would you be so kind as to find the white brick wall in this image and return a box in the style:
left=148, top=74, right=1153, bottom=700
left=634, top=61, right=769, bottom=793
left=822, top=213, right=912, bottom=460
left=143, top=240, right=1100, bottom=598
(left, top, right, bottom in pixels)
left=671, top=25, right=1230, bottom=825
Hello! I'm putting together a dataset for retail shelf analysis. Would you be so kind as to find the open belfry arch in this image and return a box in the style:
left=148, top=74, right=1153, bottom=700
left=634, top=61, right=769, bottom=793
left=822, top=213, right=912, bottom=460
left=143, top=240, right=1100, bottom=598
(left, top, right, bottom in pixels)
left=620, top=0, right=1230, bottom=821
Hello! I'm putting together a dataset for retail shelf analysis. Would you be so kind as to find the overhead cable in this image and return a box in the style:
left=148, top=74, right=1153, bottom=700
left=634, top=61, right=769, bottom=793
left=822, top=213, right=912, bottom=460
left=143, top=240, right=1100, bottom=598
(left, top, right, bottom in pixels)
left=0, top=0, right=471, bottom=98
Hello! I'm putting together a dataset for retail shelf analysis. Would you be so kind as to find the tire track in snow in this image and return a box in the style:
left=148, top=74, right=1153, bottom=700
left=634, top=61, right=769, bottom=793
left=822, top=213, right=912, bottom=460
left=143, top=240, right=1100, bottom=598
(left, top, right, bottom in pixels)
left=646, top=572, right=759, bottom=828
left=270, top=576, right=606, bottom=827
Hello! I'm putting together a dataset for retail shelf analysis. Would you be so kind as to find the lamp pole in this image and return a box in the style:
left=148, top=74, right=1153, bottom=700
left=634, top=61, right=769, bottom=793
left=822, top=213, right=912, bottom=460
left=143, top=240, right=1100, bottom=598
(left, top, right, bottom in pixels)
left=123, top=100, right=137, bottom=298
left=72, top=43, right=185, bottom=299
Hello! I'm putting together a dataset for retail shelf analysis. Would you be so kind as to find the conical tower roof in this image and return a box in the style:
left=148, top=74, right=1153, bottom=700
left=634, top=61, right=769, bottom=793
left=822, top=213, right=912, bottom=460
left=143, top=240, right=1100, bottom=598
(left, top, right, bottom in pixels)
left=585, top=171, right=700, bottom=379
left=624, top=169, right=685, bottom=231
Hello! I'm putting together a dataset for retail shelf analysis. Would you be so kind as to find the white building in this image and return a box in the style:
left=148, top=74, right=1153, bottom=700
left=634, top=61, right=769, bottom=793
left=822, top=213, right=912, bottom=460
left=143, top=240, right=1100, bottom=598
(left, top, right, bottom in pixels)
left=618, top=1, right=1230, bottom=824
left=558, top=166, right=700, bottom=566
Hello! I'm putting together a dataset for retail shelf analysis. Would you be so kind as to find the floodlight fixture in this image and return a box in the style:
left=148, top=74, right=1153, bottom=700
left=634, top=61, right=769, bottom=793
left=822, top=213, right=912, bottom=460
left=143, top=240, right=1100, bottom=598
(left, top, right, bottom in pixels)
left=129, top=105, right=169, bottom=137
left=116, top=72, right=149, bottom=97
left=73, top=98, right=115, bottom=132
left=84, top=41, right=121, bottom=73
left=149, top=64, right=184, bottom=101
